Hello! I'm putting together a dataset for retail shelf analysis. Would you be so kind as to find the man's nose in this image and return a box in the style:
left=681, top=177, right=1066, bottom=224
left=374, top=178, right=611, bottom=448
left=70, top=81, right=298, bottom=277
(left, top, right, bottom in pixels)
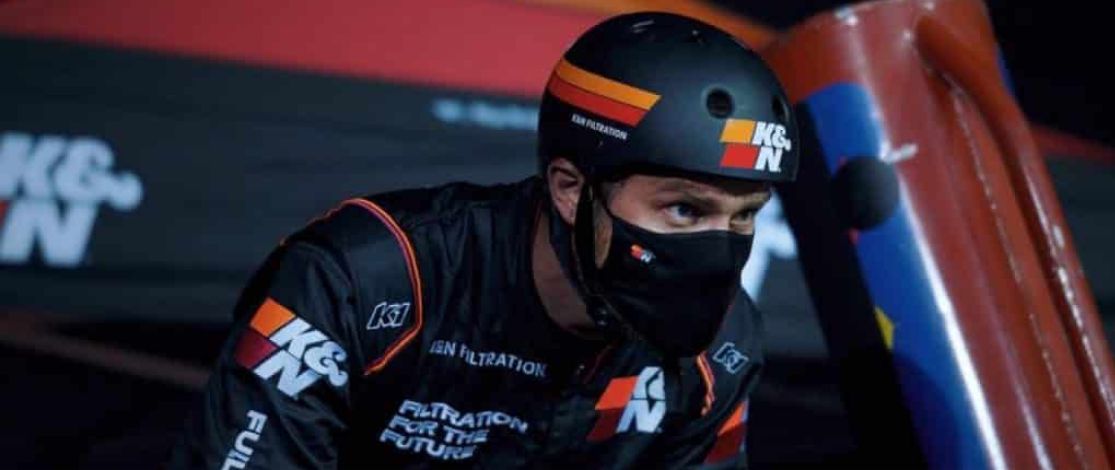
left=710, top=216, right=735, bottom=232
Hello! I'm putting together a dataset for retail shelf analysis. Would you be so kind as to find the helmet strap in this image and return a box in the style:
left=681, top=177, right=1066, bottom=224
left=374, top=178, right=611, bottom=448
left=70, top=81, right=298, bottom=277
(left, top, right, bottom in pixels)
left=546, top=197, right=583, bottom=297
left=545, top=177, right=650, bottom=343
left=571, top=181, right=626, bottom=335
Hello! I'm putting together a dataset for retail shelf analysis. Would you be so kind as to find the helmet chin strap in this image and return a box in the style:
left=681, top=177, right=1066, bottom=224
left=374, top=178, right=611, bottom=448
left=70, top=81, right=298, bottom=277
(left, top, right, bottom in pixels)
left=546, top=179, right=623, bottom=334
left=571, top=182, right=613, bottom=331
left=573, top=182, right=650, bottom=343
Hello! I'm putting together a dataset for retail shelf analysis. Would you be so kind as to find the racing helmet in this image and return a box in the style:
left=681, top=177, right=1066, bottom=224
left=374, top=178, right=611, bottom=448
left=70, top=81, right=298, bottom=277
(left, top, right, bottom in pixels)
left=538, top=11, right=799, bottom=183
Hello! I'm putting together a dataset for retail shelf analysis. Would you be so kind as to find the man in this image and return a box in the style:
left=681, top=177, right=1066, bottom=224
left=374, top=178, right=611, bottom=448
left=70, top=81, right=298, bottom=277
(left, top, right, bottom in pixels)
left=171, top=11, right=798, bottom=469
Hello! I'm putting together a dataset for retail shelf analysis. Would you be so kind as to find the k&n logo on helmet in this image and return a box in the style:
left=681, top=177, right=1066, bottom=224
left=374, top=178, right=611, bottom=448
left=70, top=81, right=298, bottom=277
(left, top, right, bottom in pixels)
left=587, top=366, right=667, bottom=441
left=718, top=119, right=793, bottom=173
left=234, top=297, right=349, bottom=398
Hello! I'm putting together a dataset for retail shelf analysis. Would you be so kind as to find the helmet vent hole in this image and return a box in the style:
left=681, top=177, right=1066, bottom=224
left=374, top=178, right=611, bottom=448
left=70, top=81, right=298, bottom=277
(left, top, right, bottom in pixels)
left=706, top=89, right=734, bottom=118
left=772, top=96, right=790, bottom=122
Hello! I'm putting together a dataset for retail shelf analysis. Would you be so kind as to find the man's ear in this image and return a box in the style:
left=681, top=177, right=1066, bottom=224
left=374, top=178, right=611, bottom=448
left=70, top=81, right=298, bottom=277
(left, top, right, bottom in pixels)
left=546, top=158, right=583, bottom=225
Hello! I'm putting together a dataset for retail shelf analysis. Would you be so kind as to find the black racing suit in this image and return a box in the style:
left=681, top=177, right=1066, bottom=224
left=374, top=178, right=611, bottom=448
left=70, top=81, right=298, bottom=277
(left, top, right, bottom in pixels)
left=169, top=177, right=764, bottom=469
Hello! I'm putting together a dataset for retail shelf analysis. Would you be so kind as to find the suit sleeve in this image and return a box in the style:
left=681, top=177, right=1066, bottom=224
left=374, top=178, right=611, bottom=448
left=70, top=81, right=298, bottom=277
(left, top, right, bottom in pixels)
left=168, top=241, right=364, bottom=470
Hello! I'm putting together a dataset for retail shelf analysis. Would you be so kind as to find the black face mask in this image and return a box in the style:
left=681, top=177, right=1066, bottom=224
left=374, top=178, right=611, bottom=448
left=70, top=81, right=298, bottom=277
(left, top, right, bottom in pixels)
left=570, top=183, right=754, bottom=358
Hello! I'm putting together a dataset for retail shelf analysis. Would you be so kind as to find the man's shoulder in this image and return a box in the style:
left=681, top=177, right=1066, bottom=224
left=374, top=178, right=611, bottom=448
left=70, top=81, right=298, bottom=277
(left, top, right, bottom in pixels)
left=270, top=178, right=541, bottom=375
left=368, top=178, right=540, bottom=231
left=290, top=177, right=541, bottom=255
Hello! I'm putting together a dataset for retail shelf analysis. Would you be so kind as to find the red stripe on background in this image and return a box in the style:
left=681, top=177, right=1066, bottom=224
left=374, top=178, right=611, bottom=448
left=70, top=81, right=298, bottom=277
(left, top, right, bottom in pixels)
left=234, top=329, right=278, bottom=369
left=547, top=75, right=648, bottom=126
left=0, top=200, right=8, bottom=227
left=720, top=144, right=760, bottom=169
left=0, top=0, right=602, bottom=97
left=1033, top=125, right=1115, bottom=165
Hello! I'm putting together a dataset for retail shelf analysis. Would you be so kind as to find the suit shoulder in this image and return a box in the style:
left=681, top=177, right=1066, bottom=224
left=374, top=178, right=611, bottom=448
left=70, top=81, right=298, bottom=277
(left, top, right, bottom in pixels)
left=367, top=179, right=539, bottom=230
left=294, top=179, right=537, bottom=249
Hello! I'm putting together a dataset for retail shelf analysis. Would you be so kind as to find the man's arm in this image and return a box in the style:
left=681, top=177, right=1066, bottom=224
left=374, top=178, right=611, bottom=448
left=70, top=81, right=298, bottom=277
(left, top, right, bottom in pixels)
left=169, top=241, right=361, bottom=469
left=170, top=195, right=425, bottom=469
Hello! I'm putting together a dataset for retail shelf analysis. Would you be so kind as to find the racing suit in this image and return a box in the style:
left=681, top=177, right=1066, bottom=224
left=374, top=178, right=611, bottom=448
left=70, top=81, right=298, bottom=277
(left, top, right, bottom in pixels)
left=169, top=177, right=764, bottom=469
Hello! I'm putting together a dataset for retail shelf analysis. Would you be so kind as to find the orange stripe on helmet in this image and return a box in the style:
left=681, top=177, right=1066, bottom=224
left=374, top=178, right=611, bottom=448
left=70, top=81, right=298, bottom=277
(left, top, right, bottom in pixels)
left=547, top=75, right=649, bottom=126
left=554, top=58, right=660, bottom=110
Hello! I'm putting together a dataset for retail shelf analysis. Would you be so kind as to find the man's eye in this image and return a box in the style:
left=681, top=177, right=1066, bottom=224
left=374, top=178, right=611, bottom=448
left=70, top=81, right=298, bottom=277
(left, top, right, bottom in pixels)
left=733, top=210, right=758, bottom=223
left=667, top=203, right=702, bottom=222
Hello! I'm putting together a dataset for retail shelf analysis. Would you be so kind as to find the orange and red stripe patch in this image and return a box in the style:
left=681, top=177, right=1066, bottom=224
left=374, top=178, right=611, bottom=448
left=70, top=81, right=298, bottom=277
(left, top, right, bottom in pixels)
left=235, top=297, right=296, bottom=369
left=587, top=375, right=639, bottom=441
left=546, top=58, right=660, bottom=126
left=719, top=118, right=761, bottom=169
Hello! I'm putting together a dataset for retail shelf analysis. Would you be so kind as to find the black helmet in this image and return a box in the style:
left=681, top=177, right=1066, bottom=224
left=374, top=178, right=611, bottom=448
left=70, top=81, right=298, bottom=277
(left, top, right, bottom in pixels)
left=538, top=11, right=798, bottom=183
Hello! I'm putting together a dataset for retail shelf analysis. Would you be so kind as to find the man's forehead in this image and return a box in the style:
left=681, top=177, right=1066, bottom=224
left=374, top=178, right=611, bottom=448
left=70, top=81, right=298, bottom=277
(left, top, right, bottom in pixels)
left=636, top=173, right=771, bottom=200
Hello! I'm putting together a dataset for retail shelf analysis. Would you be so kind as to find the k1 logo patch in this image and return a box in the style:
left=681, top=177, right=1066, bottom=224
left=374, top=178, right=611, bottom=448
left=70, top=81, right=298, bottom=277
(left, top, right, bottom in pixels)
left=367, top=301, right=410, bottom=330
left=712, top=342, right=750, bottom=374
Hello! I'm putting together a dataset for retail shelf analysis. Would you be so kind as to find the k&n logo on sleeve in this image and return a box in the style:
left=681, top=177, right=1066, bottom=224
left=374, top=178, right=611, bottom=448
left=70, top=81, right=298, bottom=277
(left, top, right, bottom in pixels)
left=234, top=298, right=349, bottom=398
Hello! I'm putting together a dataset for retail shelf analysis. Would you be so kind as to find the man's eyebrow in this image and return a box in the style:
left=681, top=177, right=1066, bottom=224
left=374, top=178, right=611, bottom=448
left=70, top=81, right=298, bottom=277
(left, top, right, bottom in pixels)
left=652, top=180, right=723, bottom=208
left=655, top=178, right=771, bottom=206
left=654, top=178, right=720, bottom=197
left=742, top=190, right=773, bottom=209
